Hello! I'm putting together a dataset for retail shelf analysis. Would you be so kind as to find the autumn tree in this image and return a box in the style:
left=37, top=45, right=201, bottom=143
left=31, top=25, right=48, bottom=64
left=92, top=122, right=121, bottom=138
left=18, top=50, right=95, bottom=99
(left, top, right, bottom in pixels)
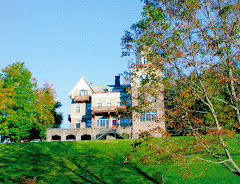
left=34, top=82, right=63, bottom=138
left=122, top=0, right=240, bottom=176
left=0, top=62, right=62, bottom=141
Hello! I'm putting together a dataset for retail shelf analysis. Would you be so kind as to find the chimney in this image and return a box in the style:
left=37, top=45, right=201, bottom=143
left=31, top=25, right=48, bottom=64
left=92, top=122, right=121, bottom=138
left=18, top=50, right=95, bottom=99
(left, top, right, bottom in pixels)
left=115, top=76, right=120, bottom=87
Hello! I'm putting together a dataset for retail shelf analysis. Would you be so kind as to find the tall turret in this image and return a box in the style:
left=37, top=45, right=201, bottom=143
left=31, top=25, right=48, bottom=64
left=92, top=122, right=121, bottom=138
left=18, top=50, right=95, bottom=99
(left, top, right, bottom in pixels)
left=131, top=51, right=165, bottom=138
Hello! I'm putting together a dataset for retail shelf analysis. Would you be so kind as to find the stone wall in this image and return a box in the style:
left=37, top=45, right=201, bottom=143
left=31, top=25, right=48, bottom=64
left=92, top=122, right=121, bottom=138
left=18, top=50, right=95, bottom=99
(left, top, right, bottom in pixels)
left=46, top=127, right=132, bottom=142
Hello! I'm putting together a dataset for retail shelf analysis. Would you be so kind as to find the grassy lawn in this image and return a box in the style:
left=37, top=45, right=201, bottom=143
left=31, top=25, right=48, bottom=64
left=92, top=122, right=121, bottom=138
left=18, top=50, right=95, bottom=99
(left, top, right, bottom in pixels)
left=0, top=137, right=240, bottom=184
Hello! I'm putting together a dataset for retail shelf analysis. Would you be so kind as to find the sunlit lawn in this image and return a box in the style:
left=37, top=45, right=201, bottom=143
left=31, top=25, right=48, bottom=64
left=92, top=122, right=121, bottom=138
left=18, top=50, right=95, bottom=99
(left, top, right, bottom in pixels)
left=0, top=137, right=239, bottom=183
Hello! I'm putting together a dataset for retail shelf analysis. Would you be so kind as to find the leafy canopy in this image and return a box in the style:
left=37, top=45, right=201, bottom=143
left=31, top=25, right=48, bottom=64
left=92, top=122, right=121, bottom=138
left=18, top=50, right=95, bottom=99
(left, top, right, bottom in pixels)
left=122, top=0, right=240, bottom=177
left=0, top=62, right=62, bottom=141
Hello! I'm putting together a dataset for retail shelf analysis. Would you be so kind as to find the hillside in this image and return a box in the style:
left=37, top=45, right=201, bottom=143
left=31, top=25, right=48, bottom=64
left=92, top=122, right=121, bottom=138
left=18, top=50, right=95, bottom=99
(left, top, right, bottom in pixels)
left=0, top=138, right=240, bottom=184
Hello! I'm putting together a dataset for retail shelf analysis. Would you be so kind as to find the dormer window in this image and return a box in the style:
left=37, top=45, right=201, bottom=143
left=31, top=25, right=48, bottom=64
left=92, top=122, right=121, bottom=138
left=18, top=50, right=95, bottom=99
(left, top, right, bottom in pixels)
left=79, top=90, right=88, bottom=96
left=97, top=100, right=102, bottom=107
left=106, top=100, right=112, bottom=107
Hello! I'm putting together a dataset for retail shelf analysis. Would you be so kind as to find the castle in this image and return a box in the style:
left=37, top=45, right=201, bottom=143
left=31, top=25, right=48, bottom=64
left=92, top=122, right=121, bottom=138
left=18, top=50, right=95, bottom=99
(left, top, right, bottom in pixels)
left=46, top=54, right=165, bottom=141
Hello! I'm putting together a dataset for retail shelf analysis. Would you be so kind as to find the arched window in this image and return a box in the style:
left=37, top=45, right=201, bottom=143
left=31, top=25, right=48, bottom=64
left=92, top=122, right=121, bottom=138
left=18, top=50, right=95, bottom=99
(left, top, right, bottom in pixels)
left=139, top=75, right=143, bottom=84
left=79, top=90, right=88, bottom=96
left=143, top=57, right=146, bottom=64
left=150, top=96, right=156, bottom=103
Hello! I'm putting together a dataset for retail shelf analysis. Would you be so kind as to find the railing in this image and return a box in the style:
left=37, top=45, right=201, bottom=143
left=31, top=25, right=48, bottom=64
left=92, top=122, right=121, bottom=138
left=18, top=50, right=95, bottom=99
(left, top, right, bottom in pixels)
left=92, top=91, right=122, bottom=94
left=92, top=106, right=126, bottom=113
left=48, top=124, right=71, bottom=129
left=130, top=63, right=152, bottom=68
left=74, top=95, right=90, bottom=103
left=95, top=129, right=125, bottom=140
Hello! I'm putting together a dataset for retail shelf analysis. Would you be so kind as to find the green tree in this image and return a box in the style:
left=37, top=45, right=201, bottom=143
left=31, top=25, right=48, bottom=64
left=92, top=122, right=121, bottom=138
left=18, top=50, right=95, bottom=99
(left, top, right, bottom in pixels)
left=52, top=102, right=63, bottom=126
left=0, top=62, right=62, bottom=141
left=0, top=62, right=37, bottom=141
left=122, top=0, right=240, bottom=176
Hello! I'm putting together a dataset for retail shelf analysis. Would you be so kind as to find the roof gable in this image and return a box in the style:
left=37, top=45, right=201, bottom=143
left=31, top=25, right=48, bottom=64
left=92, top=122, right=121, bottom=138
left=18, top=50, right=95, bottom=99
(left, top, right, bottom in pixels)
left=68, top=76, right=94, bottom=99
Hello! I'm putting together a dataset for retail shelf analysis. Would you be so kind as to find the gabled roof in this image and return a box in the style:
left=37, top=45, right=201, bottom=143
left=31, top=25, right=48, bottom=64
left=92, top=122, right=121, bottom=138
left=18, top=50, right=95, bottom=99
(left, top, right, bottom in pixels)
left=68, top=76, right=94, bottom=99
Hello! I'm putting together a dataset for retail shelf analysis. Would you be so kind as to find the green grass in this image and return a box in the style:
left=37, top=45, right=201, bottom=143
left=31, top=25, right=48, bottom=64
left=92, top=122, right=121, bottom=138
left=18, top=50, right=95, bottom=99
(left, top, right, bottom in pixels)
left=0, top=137, right=240, bottom=184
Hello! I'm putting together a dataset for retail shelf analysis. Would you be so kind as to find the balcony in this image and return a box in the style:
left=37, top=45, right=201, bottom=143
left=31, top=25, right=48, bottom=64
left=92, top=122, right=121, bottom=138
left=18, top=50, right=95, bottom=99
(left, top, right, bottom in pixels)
left=92, top=106, right=127, bottom=114
left=74, top=95, right=90, bottom=103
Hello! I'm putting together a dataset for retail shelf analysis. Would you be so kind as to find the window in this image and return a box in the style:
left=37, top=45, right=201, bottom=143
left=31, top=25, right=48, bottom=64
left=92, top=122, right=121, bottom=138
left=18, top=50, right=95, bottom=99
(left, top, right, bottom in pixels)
left=75, top=104, right=81, bottom=113
left=120, top=117, right=132, bottom=127
left=79, top=90, right=88, bottom=96
left=76, top=120, right=80, bottom=128
left=150, top=96, right=156, bottom=103
left=146, top=113, right=152, bottom=121
left=106, top=100, right=112, bottom=107
left=140, top=114, right=145, bottom=121
left=112, top=88, right=122, bottom=92
left=140, top=111, right=157, bottom=122
left=139, top=95, right=145, bottom=102
left=86, top=120, right=92, bottom=128
left=143, top=57, right=146, bottom=64
left=97, top=119, right=109, bottom=128
left=116, top=100, right=121, bottom=106
left=86, top=103, right=91, bottom=113
left=139, top=75, right=143, bottom=84
left=97, top=100, right=102, bottom=107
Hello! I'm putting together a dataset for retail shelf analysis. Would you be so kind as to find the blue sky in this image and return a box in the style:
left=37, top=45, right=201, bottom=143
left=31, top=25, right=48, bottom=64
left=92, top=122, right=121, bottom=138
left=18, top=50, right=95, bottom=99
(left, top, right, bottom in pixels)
left=0, top=0, right=143, bottom=125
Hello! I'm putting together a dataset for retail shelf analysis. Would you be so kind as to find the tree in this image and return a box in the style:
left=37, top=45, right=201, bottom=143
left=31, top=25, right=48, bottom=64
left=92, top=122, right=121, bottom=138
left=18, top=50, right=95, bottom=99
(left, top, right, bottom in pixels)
left=52, top=102, right=63, bottom=126
left=122, top=0, right=240, bottom=177
left=34, top=82, right=63, bottom=134
left=0, top=62, right=62, bottom=141
left=0, top=62, right=37, bottom=141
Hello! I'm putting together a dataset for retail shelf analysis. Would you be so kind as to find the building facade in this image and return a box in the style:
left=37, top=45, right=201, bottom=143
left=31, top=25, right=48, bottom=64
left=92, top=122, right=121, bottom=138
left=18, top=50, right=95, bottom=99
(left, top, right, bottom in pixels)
left=46, top=54, right=165, bottom=141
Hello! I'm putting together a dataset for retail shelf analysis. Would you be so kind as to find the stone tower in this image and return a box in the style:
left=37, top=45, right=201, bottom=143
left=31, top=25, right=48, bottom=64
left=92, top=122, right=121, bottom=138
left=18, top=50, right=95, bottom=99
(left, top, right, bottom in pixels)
left=131, top=51, right=165, bottom=138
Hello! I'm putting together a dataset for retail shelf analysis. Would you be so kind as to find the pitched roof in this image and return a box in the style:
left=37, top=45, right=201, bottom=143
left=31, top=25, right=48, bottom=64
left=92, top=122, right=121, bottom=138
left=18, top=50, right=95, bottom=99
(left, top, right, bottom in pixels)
left=68, top=76, right=94, bottom=99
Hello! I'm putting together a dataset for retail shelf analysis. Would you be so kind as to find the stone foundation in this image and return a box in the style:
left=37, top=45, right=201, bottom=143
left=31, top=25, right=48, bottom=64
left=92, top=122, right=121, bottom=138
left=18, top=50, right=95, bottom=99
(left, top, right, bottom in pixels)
left=46, top=127, right=132, bottom=142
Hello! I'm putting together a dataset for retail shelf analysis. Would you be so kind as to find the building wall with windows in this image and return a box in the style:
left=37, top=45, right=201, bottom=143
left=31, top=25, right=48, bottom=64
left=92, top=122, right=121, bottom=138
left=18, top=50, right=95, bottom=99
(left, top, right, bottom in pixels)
left=67, top=76, right=132, bottom=133
left=66, top=51, right=165, bottom=140
left=91, top=92, right=128, bottom=108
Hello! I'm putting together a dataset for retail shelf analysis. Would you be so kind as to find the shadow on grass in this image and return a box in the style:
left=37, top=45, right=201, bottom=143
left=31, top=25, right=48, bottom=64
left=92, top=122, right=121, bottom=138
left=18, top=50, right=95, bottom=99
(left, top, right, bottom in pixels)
left=0, top=141, right=163, bottom=184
